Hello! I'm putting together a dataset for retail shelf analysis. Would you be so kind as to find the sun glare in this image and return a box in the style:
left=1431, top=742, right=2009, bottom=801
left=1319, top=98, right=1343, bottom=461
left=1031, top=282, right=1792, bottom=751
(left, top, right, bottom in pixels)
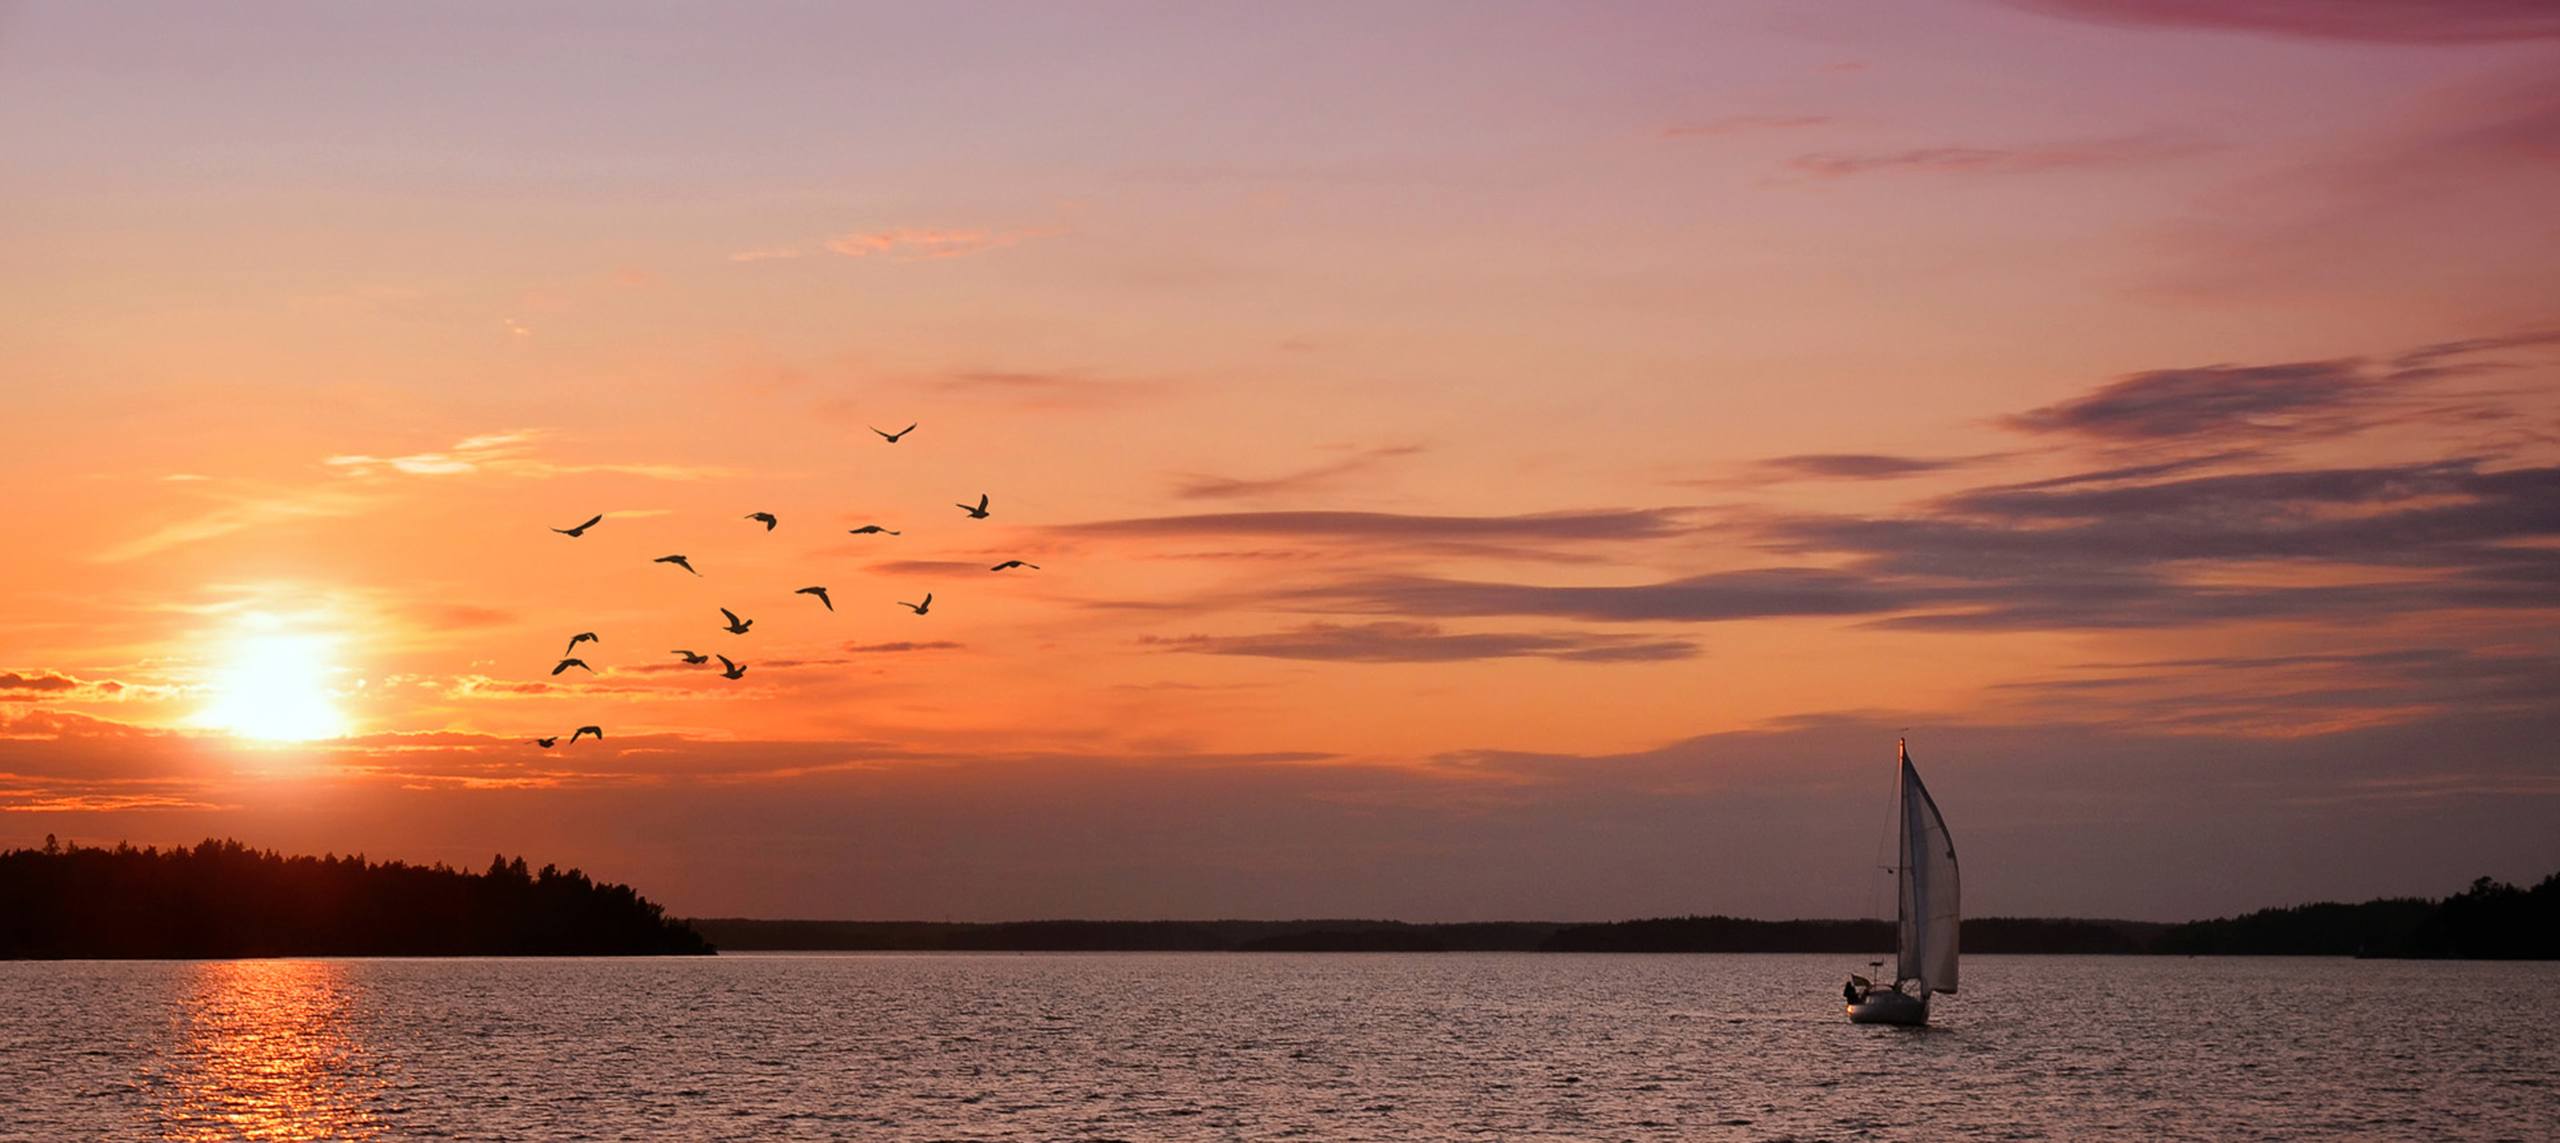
left=199, top=629, right=350, bottom=742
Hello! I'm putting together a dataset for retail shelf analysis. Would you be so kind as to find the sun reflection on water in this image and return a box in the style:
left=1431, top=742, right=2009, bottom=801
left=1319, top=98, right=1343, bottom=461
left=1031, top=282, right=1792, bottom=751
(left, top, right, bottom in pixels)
left=157, top=960, right=386, bottom=1142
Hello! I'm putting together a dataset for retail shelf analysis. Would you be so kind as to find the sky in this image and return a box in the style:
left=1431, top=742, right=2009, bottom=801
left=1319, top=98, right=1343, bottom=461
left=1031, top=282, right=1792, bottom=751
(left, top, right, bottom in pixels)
left=2, top=0, right=2556, bottom=923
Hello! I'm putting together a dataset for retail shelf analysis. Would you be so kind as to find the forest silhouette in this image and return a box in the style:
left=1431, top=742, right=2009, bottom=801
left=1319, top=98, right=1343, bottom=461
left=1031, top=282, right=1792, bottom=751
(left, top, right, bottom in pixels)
left=0, top=838, right=711, bottom=958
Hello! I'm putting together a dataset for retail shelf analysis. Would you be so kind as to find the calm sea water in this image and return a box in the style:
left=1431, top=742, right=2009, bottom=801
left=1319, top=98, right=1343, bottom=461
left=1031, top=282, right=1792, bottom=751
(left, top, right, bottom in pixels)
left=2, top=953, right=2553, bottom=1140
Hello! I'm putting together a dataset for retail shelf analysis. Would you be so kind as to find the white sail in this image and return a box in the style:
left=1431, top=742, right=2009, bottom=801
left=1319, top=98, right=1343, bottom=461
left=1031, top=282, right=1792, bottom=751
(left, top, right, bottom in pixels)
left=1894, top=742, right=1960, bottom=994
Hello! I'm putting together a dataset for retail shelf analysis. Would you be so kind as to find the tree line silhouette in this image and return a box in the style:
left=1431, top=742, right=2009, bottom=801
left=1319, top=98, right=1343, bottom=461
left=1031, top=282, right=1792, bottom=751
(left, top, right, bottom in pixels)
left=0, top=837, right=711, bottom=958
left=694, top=869, right=2560, bottom=958
left=2152, top=872, right=2560, bottom=958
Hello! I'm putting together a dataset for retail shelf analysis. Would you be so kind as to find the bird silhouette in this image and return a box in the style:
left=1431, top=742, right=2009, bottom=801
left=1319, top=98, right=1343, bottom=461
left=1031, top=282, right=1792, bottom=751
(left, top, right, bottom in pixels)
left=672, top=650, right=709, bottom=664
left=552, top=514, right=602, bottom=538
left=654, top=554, right=700, bottom=575
left=872, top=423, right=916, bottom=443
left=570, top=725, right=603, bottom=743
left=898, top=592, right=934, bottom=615
left=746, top=512, right=778, bottom=531
left=989, top=560, right=1041, bottom=571
left=552, top=658, right=593, bottom=676
left=716, top=654, right=747, bottom=680
left=719, top=607, right=753, bottom=634
left=532, top=736, right=558, bottom=748
left=794, top=586, right=834, bottom=611
left=563, top=632, right=599, bottom=656
left=955, top=493, right=990, bottom=519
left=846, top=525, right=901, bottom=536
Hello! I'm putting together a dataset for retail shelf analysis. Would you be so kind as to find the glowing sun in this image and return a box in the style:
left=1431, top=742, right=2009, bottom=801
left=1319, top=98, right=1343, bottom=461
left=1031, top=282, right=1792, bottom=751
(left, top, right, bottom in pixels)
left=199, top=630, right=350, bottom=742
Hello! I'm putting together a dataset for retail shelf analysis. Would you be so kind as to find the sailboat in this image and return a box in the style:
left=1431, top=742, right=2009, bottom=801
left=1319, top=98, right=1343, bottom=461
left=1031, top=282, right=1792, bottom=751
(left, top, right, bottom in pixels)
left=1845, top=738, right=1959, bottom=1026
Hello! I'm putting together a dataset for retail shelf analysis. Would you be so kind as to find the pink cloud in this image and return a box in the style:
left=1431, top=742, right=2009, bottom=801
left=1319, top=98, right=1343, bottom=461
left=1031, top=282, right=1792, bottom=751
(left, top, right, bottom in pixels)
left=823, top=227, right=1050, bottom=261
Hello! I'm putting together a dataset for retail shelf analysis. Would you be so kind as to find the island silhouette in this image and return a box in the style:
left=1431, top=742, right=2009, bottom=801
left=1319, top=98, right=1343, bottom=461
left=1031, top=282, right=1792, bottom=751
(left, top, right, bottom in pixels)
left=0, top=837, right=711, bottom=958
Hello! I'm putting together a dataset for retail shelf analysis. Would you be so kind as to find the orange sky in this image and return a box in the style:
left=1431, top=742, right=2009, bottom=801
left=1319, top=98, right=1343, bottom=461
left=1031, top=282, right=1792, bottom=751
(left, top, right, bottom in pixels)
left=4, top=1, right=2557, bottom=920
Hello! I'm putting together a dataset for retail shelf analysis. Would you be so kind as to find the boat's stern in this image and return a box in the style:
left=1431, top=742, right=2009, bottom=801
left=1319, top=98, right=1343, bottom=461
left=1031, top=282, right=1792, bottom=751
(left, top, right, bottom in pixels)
left=1846, top=988, right=1930, bottom=1026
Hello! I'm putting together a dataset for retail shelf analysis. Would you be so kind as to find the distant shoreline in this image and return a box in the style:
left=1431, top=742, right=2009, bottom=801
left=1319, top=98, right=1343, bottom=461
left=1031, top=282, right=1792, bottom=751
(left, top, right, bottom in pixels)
left=690, top=873, right=2559, bottom=960
left=688, top=916, right=2154, bottom=955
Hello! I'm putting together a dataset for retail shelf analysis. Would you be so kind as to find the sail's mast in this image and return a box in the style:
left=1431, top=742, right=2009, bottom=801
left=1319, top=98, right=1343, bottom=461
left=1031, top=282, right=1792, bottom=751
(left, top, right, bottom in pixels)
left=1894, top=737, right=1913, bottom=989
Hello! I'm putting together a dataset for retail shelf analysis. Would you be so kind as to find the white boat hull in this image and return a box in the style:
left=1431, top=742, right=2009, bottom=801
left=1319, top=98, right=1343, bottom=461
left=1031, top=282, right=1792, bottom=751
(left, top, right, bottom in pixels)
left=1846, top=989, right=1930, bottom=1026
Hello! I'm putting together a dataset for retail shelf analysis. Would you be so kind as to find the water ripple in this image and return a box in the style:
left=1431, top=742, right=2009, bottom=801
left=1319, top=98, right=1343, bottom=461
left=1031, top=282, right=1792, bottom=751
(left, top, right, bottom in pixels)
left=2, top=954, right=2554, bottom=1140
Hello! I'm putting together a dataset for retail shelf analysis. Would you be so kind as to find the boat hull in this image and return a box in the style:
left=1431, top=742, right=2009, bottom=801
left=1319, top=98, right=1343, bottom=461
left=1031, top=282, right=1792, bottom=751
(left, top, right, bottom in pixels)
left=1846, top=989, right=1930, bottom=1026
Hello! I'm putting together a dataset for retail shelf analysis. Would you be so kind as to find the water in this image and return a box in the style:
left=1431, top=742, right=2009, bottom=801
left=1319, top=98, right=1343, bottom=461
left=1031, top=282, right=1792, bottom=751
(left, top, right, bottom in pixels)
left=3, top=953, right=2553, bottom=1140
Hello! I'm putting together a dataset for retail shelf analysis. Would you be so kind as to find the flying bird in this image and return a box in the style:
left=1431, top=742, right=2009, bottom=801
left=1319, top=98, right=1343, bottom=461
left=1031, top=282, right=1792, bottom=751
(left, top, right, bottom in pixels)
left=897, top=592, right=934, bottom=615
left=552, top=658, right=593, bottom=676
left=795, top=586, right=833, bottom=611
left=716, top=654, right=747, bottom=680
left=989, top=560, right=1040, bottom=571
left=719, top=607, right=753, bottom=634
left=846, top=525, right=901, bottom=536
left=672, top=650, right=709, bottom=665
left=532, top=737, right=558, bottom=749
left=654, top=554, right=699, bottom=575
left=551, top=514, right=602, bottom=538
left=570, top=725, right=602, bottom=743
left=746, top=512, right=778, bottom=531
left=563, top=632, right=599, bottom=656
left=872, top=423, right=916, bottom=443
left=955, top=493, right=990, bottom=519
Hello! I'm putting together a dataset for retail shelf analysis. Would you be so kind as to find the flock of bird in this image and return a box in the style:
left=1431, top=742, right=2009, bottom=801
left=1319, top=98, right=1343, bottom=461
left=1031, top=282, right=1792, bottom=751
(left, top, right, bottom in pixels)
left=528, top=424, right=1037, bottom=749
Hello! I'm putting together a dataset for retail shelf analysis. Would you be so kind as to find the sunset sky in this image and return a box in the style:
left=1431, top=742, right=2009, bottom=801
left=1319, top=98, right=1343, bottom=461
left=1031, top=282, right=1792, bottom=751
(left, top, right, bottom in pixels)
left=4, top=0, right=2556, bottom=922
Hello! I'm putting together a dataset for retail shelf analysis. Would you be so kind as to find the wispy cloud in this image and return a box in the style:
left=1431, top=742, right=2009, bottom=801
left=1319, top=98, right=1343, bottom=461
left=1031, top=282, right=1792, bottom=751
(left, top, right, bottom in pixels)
left=843, top=641, right=964, bottom=654
left=0, top=670, right=115, bottom=701
left=2004, top=0, right=2560, bottom=44
left=825, top=227, right=1055, bottom=261
left=929, top=369, right=1164, bottom=412
left=1059, top=508, right=1695, bottom=543
left=1990, top=646, right=2560, bottom=736
left=1172, top=444, right=1425, bottom=501
left=1292, top=568, right=1941, bottom=625
left=1788, top=134, right=2208, bottom=179
left=728, top=246, right=802, bottom=263
left=2003, top=333, right=2558, bottom=444
left=2003, top=360, right=2375, bottom=441
left=1719, top=452, right=2011, bottom=484
left=94, top=484, right=376, bottom=563
left=2141, top=70, right=2560, bottom=298
left=867, top=560, right=993, bottom=576
left=326, top=429, right=734, bottom=481
left=1225, top=330, right=2560, bottom=638
left=1141, top=621, right=1696, bottom=664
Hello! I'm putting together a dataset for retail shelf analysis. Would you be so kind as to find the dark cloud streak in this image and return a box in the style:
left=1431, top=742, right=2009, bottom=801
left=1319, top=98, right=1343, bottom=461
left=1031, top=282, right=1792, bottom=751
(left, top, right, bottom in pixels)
left=1141, top=621, right=1696, bottom=664
left=2005, top=0, right=2560, bottom=44
left=1172, top=445, right=1425, bottom=501
left=1061, top=508, right=1694, bottom=543
left=1788, top=135, right=2206, bottom=179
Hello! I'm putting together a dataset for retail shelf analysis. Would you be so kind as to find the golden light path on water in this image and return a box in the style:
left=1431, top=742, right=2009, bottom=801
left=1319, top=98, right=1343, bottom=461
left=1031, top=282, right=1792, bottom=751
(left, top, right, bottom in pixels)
left=154, top=961, right=385, bottom=1142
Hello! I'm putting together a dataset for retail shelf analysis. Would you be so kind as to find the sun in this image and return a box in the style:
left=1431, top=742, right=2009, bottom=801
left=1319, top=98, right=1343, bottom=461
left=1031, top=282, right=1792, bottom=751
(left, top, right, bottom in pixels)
left=198, top=628, right=351, bottom=742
